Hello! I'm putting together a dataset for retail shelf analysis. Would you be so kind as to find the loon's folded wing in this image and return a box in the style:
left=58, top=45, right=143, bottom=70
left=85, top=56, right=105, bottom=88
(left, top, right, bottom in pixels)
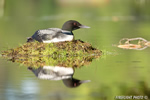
left=32, top=28, right=62, bottom=42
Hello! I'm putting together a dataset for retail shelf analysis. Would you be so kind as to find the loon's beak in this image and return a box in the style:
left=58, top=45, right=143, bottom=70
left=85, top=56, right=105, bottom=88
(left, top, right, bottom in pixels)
left=79, top=80, right=91, bottom=83
left=79, top=25, right=90, bottom=28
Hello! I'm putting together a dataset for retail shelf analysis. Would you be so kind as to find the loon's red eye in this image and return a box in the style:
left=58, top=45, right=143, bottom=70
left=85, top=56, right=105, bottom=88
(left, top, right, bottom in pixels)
left=73, top=22, right=76, bottom=26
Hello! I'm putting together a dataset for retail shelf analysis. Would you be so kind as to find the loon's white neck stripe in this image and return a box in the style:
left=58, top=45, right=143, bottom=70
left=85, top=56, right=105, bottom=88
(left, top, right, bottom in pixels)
left=62, top=30, right=73, bottom=35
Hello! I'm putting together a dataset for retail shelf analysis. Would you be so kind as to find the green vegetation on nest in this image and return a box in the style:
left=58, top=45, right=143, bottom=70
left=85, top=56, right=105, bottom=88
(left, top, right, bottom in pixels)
left=2, top=40, right=101, bottom=57
left=1, top=40, right=101, bottom=68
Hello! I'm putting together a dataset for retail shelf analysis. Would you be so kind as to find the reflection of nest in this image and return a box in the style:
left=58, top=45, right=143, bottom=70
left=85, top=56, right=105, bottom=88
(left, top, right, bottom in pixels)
left=1, top=40, right=101, bottom=68
left=7, top=55, right=97, bottom=68
left=118, top=37, right=150, bottom=50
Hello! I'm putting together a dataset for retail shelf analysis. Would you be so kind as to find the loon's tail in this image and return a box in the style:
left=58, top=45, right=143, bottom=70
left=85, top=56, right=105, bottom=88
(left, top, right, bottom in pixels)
left=27, top=37, right=34, bottom=42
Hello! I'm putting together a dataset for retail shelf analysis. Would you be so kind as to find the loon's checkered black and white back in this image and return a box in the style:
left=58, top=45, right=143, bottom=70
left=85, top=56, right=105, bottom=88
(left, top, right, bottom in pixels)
left=30, top=28, right=73, bottom=43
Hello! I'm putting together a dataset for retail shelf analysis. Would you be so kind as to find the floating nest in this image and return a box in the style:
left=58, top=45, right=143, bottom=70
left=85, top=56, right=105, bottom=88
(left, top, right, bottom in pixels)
left=1, top=40, right=102, bottom=68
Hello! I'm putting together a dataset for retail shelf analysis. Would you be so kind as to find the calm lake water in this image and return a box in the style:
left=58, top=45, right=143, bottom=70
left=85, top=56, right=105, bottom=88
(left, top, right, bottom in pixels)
left=0, top=1, right=150, bottom=100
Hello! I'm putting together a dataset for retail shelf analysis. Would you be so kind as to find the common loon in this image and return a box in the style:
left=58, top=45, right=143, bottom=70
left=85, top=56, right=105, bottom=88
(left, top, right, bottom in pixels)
left=27, top=20, right=90, bottom=43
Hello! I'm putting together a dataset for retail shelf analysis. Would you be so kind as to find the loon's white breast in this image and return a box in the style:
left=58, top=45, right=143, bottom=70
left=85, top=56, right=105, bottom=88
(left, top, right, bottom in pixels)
left=43, top=29, right=73, bottom=43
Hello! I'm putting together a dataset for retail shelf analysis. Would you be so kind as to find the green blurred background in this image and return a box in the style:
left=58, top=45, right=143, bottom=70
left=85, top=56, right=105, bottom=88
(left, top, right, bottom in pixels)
left=0, top=0, right=150, bottom=100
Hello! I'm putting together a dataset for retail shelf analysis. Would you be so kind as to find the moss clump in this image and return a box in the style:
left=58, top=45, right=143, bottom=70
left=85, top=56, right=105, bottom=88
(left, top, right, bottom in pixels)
left=1, top=40, right=101, bottom=57
left=1, top=40, right=101, bottom=68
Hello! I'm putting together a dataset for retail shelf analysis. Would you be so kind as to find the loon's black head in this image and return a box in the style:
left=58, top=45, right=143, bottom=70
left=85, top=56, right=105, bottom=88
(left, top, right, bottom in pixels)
left=62, top=20, right=90, bottom=31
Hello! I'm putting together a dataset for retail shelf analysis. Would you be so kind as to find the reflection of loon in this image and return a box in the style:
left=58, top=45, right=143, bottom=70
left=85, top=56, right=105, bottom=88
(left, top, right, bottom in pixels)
left=28, top=66, right=90, bottom=88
